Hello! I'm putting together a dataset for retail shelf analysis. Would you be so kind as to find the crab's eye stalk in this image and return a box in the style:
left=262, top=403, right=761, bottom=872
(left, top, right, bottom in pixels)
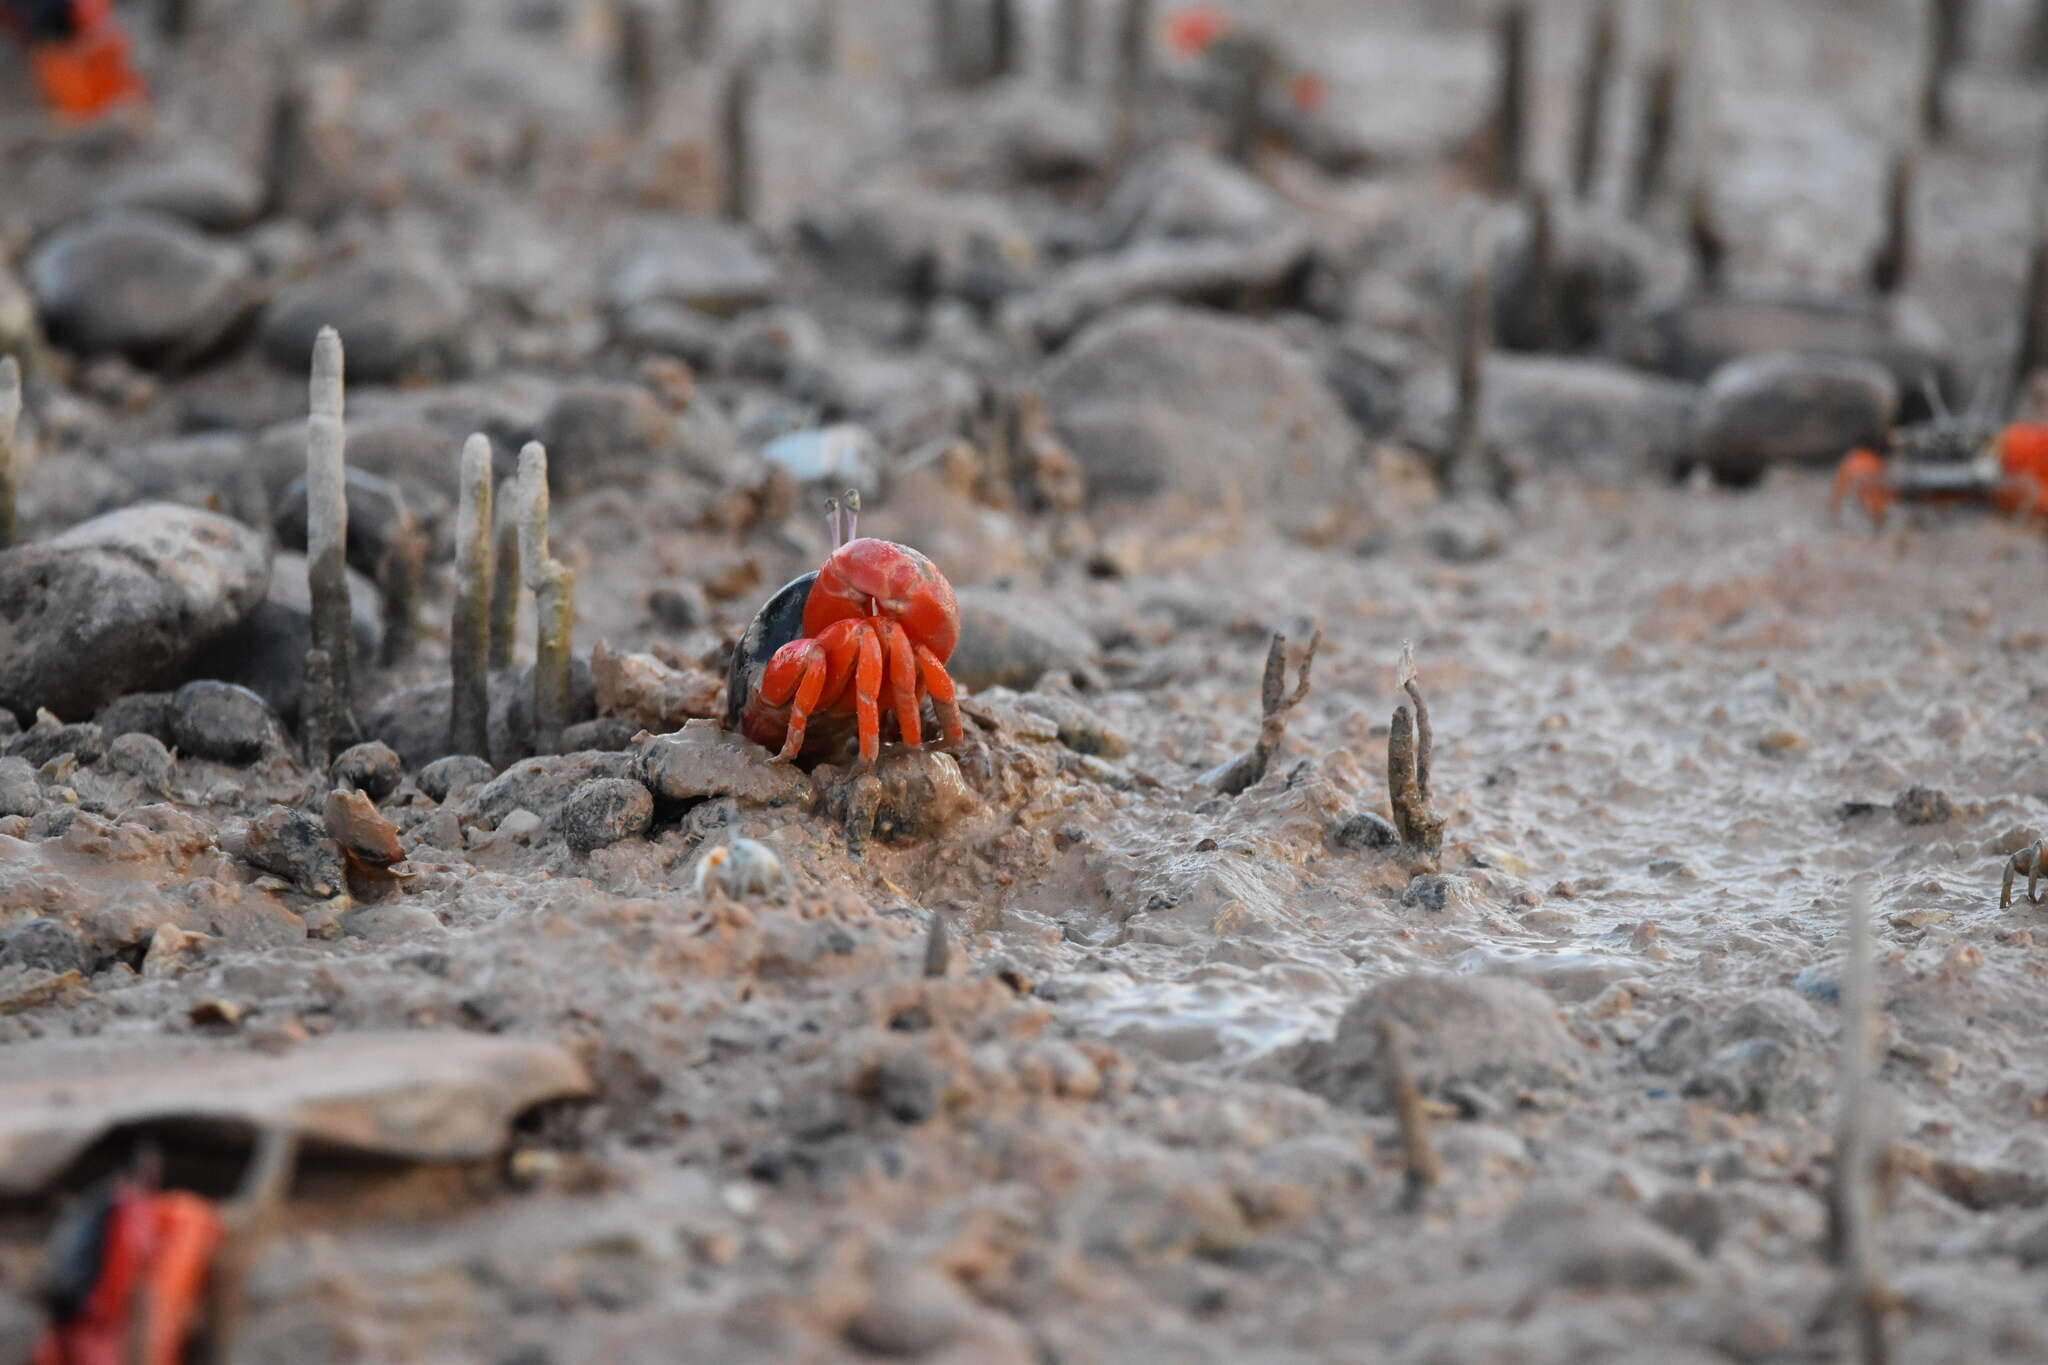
left=843, top=488, right=861, bottom=541
left=1166, top=4, right=1231, bottom=58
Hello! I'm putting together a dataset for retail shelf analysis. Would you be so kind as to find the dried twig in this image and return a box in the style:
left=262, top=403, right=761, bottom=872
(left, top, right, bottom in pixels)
left=988, top=0, right=1017, bottom=82
left=1433, top=217, right=1513, bottom=501
left=719, top=47, right=758, bottom=224
left=1629, top=51, right=1679, bottom=217
left=0, top=354, right=18, bottom=551
left=1868, top=151, right=1913, bottom=298
left=1379, top=1017, right=1441, bottom=1212
left=1116, top=0, right=1152, bottom=102
left=196, top=1125, right=300, bottom=1365
left=615, top=0, right=661, bottom=132
left=2002, top=839, right=2044, bottom=908
left=1490, top=0, right=1529, bottom=195
left=1056, top=0, right=1087, bottom=85
left=377, top=497, right=427, bottom=667
left=450, top=434, right=494, bottom=759
left=158, top=0, right=190, bottom=43
left=1919, top=0, right=1967, bottom=143
left=2012, top=195, right=2048, bottom=398
left=517, top=443, right=576, bottom=757
left=1388, top=644, right=1446, bottom=858
left=304, top=327, right=361, bottom=764
left=1829, top=884, right=1891, bottom=1365
left=924, top=913, right=950, bottom=978
left=1207, top=628, right=1321, bottom=795
left=682, top=0, right=717, bottom=61
left=1688, top=181, right=1727, bottom=294
left=1571, top=0, right=1616, bottom=200
left=807, top=0, right=840, bottom=74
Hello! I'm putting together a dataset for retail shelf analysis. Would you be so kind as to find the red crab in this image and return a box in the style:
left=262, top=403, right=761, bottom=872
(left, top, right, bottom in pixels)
left=1164, top=3, right=1326, bottom=115
left=34, top=1177, right=225, bottom=1365
left=2, top=0, right=146, bottom=120
left=1831, top=420, right=2048, bottom=526
left=729, top=495, right=963, bottom=764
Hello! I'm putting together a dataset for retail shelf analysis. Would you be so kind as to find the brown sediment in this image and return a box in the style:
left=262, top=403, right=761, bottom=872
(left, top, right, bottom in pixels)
left=1572, top=0, right=1616, bottom=200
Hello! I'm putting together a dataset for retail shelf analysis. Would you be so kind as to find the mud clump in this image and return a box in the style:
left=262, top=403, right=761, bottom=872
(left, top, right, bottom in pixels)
left=638, top=720, right=813, bottom=809
left=1300, top=974, right=1592, bottom=1113
left=555, top=776, right=655, bottom=852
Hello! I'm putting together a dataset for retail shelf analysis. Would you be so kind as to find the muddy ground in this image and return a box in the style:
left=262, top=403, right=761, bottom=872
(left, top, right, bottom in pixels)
left=2, top=0, right=2048, bottom=1362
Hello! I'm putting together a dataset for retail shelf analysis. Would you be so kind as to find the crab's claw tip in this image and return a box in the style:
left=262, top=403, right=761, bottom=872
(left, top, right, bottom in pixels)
left=30, top=25, right=146, bottom=121
left=1166, top=4, right=1231, bottom=57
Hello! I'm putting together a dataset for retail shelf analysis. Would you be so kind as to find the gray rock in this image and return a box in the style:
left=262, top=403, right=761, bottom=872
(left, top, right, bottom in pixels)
left=190, top=552, right=382, bottom=725
left=1684, top=1037, right=1819, bottom=1116
left=1041, top=305, right=1361, bottom=538
left=107, top=433, right=269, bottom=527
left=104, top=733, right=173, bottom=790
left=555, top=777, right=655, bottom=852
left=647, top=582, right=709, bottom=631
left=603, top=217, right=780, bottom=317
left=26, top=212, right=253, bottom=362
left=0, top=757, right=39, bottom=818
left=802, top=185, right=1036, bottom=301
left=225, top=805, right=346, bottom=898
left=0, top=504, right=270, bottom=722
left=8, top=719, right=103, bottom=767
left=1099, top=145, right=1280, bottom=246
left=717, top=306, right=830, bottom=386
left=17, top=454, right=136, bottom=533
left=1500, top=1192, right=1701, bottom=1292
left=534, top=382, right=676, bottom=495
left=1300, top=974, right=1591, bottom=1113
left=1333, top=811, right=1398, bottom=849
left=1410, top=354, right=1697, bottom=478
left=612, top=300, right=727, bottom=366
left=94, top=146, right=264, bottom=231
left=260, top=260, right=468, bottom=384
left=1894, top=784, right=1955, bottom=826
left=473, top=751, right=639, bottom=826
left=1400, top=874, right=1452, bottom=912
left=950, top=590, right=1099, bottom=691
left=1635, top=1011, right=1707, bottom=1075
left=170, top=681, right=282, bottom=764
left=638, top=720, right=812, bottom=808
left=1791, top=964, right=1841, bottom=1007
left=418, top=754, right=494, bottom=803
left=0, top=918, right=88, bottom=975
left=332, top=741, right=403, bottom=801
left=1623, top=291, right=1953, bottom=398
left=1691, top=351, right=1896, bottom=487
left=1004, top=230, right=1313, bottom=348
left=94, top=692, right=177, bottom=744
left=1491, top=201, right=1691, bottom=354
left=560, top=717, right=641, bottom=752
left=1012, top=693, right=1125, bottom=758
left=274, top=468, right=437, bottom=581
left=365, top=659, right=598, bottom=771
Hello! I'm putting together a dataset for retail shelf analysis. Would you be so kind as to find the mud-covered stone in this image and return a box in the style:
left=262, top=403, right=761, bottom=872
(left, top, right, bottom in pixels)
left=94, top=692, right=176, bottom=744
left=555, top=777, right=655, bottom=852
left=332, top=741, right=404, bottom=801
left=189, top=553, right=383, bottom=726
left=225, top=805, right=347, bottom=898
left=26, top=212, right=253, bottom=362
left=638, top=720, right=812, bottom=808
left=0, top=758, right=40, bottom=819
left=0, top=505, right=270, bottom=722
left=7, top=718, right=102, bottom=768
left=260, top=259, right=467, bottom=383
left=1300, top=973, right=1591, bottom=1113
left=473, top=752, right=639, bottom=826
left=603, top=217, right=780, bottom=317
left=1691, top=351, right=1896, bottom=487
left=534, top=382, right=676, bottom=495
left=0, top=916, right=89, bottom=975
left=950, top=590, right=1099, bottom=691
left=94, top=146, right=264, bottom=231
left=1499, top=1192, right=1701, bottom=1291
left=1333, top=812, right=1398, bottom=849
left=1410, top=354, right=1697, bottom=478
left=1041, top=305, right=1362, bottom=539
left=418, top=754, right=494, bottom=803
left=170, top=681, right=281, bottom=764
left=1895, top=784, right=1955, bottom=826
left=104, top=733, right=173, bottom=790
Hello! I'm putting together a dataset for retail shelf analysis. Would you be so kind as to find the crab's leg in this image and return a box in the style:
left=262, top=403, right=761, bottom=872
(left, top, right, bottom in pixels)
left=877, top=618, right=923, bottom=747
left=768, top=642, right=831, bottom=761
left=852, top=622, right=884, bottom=763
left=913, top=644, right=963, bottom=747
left=2004, top=855, right=2019, bottom=910
left=2032, top=842, right=2044, bottom=905
left=141, top=1193, right=225, bottom=1365
left=1831, top=450, right=1891, bottom=526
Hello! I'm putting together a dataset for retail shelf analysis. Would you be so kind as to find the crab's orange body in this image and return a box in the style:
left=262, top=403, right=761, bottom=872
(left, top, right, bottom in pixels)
left=5, top=0, right=145, bottom=119
left=1831, top=421, right=2048, bottom=525
left=742, top=538, right=963, bottom=764
left=33, top=1184, right=224, bottom=1365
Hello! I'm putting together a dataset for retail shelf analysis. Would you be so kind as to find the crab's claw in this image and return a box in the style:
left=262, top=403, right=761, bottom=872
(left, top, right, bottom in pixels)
left=1995, top=422, right=2048, bottom=518
left=24, top=1, right=145, bottom=121
left=1165, top=4, right=1231, bottom=58
left=34, top=1185, right=224, bottom=1365
left=1831, top=448, right=1892, bottom=527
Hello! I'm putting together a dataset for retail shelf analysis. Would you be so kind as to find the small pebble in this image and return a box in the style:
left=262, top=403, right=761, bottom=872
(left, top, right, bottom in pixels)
left=104, top=732, right=173, bottom=790
left=1894, top=785, right=1955, bottom=826
left=171, top=680, right=279, bottom=764
left=0, top=756, right=39, bottom=818
left=419, top=754, right=495, bottom=803
left=1333, top=811, right=1397, bottom=850
left=497, top=808, right=545, bottom=839
left=555, top=777, right=654, bottom=853
left=332, top=741, right=404, bottom=801
left=0, top=918, right=88, bottom=975
left=1756, top=730, right=1807, bottom=758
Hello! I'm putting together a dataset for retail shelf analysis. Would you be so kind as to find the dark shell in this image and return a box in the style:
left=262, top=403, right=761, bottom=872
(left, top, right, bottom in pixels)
left=724, top=571, right=817, bottom=733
